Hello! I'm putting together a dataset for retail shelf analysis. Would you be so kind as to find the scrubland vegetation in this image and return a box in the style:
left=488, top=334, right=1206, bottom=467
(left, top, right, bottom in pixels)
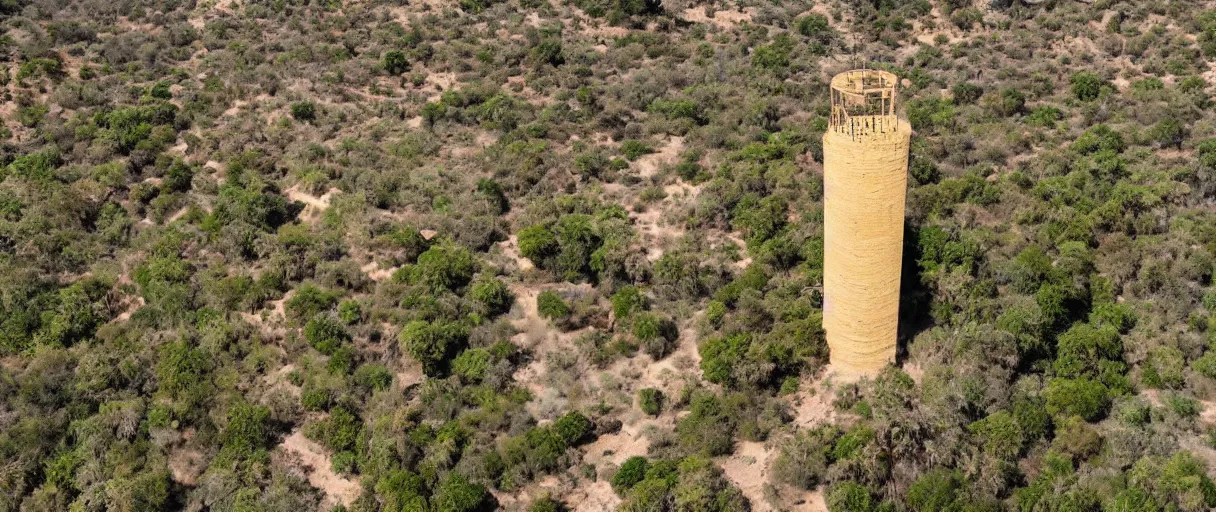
left=3, top=0, right=1216, bottom=510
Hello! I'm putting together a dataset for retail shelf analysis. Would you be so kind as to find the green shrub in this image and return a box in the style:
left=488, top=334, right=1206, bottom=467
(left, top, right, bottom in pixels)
left=286, top=284, right=340, bottom=324
left=301, top=387, right=332, bottom=411
left=353, top=363, right=394, bottom=391
left=827, top=481, right=874, bottom=512
left=148, top=80, right=172, bottom=100
left=1044, top=377, right=1111, bottom=421
left=675, top=393, right=735, bottom=456
left=537, top=291, right=571, bottom=320
left=612, top=456, right=649, bottom=494
left=1027, top=105, right=1062, bottom=128
left=952, top=82, right=983, bottom=104
left=332, top=451, right=357, bottom=474
left=530, top=40, right=564, bottom=67
left=411, top=242, right=477, bottom=291
left=772, top=426, right=838, bottom=490
left=985, top=88, right=1026, bottom=117
left=291, top=101, right=317, bottom=121
left=304, top=315, right=350, bottom=355
left=519, top=224, right=559, bottom=262
left=1142, top=346, right=1186, bottom=389
left=619, top=140, right=653, bottom=161
left=338, top=299, right=362, bottom=324
left=452, top=348, right=492, bottom=383
left=968, top=411, right=1024, bottom=460
left=1193, top=352, right=1216, bottom=379
left=611, top=285, right=647, bottom=320
left=638, top=388, right=663, bottom=416
left=832, top=426, right=874, bottom=461
left=398, top=320, right=469, bottom=376
left=218, top=402, right=271, bottom=462
left=470, top=277, right=513, bottom=316
left=795, top=14, right=834, bottom=43
left=1052, top=323, right=1121, bottom=379
left=632, top=313, right=678, bottom=358
left=383, top=50, right=409, bottom=74
left=706, top=300, right=727, bottom=329
left=1070, top=72, right=1105, bottom=101
left=906, top=469, right=963, bottom=512
left=314, top=406, right=362, bottom=452
left=433, top=473, right=492, bottom=512
left=528, top=494, right=565, bottom=512
left=552, top=411, right=592, bottom=445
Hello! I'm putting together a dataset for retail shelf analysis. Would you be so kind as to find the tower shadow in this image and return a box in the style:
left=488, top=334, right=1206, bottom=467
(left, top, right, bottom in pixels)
left=895, top=221, right=933, bottom=365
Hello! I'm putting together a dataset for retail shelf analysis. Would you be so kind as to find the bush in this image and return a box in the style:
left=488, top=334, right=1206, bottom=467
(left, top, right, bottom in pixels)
left=537, top=291, right=571, bottom=320
left=771, top=426, right=838, bottom=490
left=631, top=313, right=678, bottom=358
left=291, top=101, right=317, bottom=121
left=906, top=469, right=963, bottom=512
left=452, top=348, right=492, bottom=383
left=530, top=40, right=564, bottom=67
left=1044, top=377, right=1111, bottom=421
left=411, top=243, right=477, bottom=292
left=332, top=451, right=357, bottom=474
left=218, top=402, right=271, bottom=462
left=612, top=456, right=649, bottom=494
left=619, top=140, right=653, bottom=161
left=1052, top=323, right=1121, bottom=379
left=675, top=393, right=736, bottom=456
left=552, top=411, right=593, bottom=445
left=795, top=14, right=834, bottom=43
left=1193, top=352, right=1216, bottom=379
left=528, top=495, right=565, bottom=512
left=313, top=406, right=362, bottom=452
left=1027, top=106, right=1062, bottom=128
left=988, top=88, right=1026, bottom=117
left=304, top=315, right=350, bottom=356
left=1142, top=346, right=1186, bottom=389
left=398, top=320, right=469, bottom=376
left=968, top=411, right=1023, bottom=460
left=286, top=285, right=340, bottom=324
left=519, top=224, right=559, bottom=262
left=434, top=473, right=492, bottom=512
left=1070, top=72, right=1105, bottom=101
left=952, top=82, right=983, bottom=104
left=827, top=481, right=874, bottom=512
left=638, top=388, right=663, bottom=416
left=383, top=50, right=409, bottom=74
left=353, top=363, right=394, bottom=391
left=338, top=299, right=362, bottom=324
left=470, top=277, right=513, bottom=316
left=611, top=286, right=647, bottom=320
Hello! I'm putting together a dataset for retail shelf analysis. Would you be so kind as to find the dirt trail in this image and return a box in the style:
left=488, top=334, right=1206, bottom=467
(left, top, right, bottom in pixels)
left=280, top=430, right=362, bottom=508
left=791, top=370, right=842, bottom=428
left=682, top=7, right=752, bottom=30
left=361, top=260, right=397, bottom=281
left=720, top=440, right=774, bottom=511
left=635, top=311, right=702, bottom=396
left=634, top=136, right=684, bottom=178
left=286, top=186, right=339, bottom=210
left=499, top=235, right=535, bottom=271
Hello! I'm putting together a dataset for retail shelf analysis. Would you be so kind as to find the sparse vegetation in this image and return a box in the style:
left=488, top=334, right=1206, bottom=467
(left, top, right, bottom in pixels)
left=1, top=0, right=1215, bottom=510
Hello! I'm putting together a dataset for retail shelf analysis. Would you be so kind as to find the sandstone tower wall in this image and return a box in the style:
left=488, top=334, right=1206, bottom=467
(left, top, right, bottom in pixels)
left=822, top=70, right=911, bottom=374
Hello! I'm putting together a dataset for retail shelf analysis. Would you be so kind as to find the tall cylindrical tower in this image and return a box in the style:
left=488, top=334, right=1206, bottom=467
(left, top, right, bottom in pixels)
left=822, top=70, right=911, bottom=375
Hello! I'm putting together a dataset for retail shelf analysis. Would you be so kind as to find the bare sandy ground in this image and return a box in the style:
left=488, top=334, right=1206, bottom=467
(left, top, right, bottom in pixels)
left=279, top=430, right=362, bottom=509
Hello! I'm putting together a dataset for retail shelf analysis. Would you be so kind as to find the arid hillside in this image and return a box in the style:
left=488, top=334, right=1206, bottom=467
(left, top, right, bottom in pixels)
left=4, top=0, right=1216, bottom=510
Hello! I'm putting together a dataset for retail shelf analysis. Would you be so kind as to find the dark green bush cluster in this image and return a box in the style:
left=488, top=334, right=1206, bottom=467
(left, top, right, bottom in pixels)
left=614, top=457, right=746, bottom=512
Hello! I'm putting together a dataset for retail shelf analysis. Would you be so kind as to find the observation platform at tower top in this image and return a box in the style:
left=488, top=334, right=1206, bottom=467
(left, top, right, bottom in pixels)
left=827, top=69, right=908, bottom=142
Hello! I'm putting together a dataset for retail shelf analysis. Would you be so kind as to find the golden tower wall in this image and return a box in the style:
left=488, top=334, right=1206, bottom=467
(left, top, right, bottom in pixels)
left=822, top=70, right=910, bottom=374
